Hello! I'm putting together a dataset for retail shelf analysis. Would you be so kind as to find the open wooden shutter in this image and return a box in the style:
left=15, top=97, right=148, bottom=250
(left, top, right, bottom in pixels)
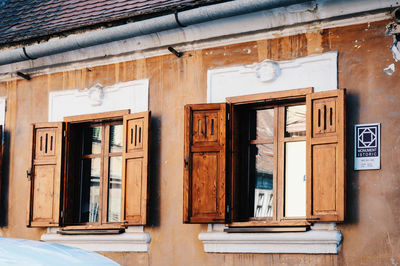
left=306, top=89, right=346, bottom=222
left=121, top=111, right=150, bottom=225
left=183, top=103, right=226, bottom=223
left=27, top=122, right=64, bottom=227
left=0, top=125, right=2, bottom=204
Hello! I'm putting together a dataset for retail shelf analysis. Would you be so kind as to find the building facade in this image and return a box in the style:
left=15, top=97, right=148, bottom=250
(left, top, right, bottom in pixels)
left=0, top=0, right=399, bottom=265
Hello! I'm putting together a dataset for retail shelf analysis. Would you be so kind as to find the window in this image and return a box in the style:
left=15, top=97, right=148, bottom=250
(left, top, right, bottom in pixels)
left=183, top=88, right=345, bottom=226
left=27, top=110, right=150, bottom=229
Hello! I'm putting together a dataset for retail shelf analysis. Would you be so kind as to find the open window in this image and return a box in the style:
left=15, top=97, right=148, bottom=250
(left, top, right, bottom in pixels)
left=27, top=110, right=150, bottom=229
left=183, top=88, right=345, bottom=227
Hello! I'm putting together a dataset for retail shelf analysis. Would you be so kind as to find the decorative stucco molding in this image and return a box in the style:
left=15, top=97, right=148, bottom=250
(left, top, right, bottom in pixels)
left=48, top=79, right=149, bottom=122
left=199, top=223, right=342, bottom=254
left=207, top=51, right=337, bottom=103
left=41, top=226, right=151, bottom=252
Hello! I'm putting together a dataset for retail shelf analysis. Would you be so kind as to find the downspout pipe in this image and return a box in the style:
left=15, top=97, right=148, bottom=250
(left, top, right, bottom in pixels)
left=0, top=0, right=308, bottom=66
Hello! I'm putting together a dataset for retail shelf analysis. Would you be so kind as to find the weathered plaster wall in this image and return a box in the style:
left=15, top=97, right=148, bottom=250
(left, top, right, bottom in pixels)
left=0, top=20, right=398, bottom=266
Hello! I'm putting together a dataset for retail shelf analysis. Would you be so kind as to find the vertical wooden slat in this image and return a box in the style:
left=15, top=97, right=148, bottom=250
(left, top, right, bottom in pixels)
left=0, top=125, right=2, bottom=213
left=27, top=122, right=64, bottom=227
left=183, top=103, right=226, bottom=223
left=306, top=89, right=346, bottom=222
left=121, top=111, right=150, bottom=225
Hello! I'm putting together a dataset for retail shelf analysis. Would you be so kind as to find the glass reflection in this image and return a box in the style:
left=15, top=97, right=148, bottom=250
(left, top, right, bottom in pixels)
left=83, top=126, right=102, bottom=154
left=108, top=156, right=122, bottom=222
left=249, top=109, right=274, bottom=140
left=249, top=143, right=274, bottom=218
left=285, top=141, right=306, bottom=217
left=285, top=105, right=306, bottom=137
left=110, top=125, right=123, bottom=153
left=80, top=158, right=100, bottom=223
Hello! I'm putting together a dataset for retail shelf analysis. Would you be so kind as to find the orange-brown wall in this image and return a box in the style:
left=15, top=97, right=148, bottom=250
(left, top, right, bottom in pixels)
left=0, top=20, right=399, bottom=266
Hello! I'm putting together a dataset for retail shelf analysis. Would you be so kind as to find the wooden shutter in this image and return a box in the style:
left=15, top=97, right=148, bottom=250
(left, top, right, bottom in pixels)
left=27, top=122, right=64, bottom=227
left=121, top=111, right=150, bottom=225
left=183, top=104, right=227, bottom=223
left=0, top=125, right=2, bottom=203
left=306, top=89, right=346, bottom=222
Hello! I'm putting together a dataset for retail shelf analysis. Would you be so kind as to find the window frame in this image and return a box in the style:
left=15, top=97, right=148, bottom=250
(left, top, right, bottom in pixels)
left=27, top=109, right=151, bottom=230
left=66, top=120, right=124, bottom=228
left=183, top=87, right=346, bottom=227
left=228, top=96, right=309, bottom=227
left=62, top=110, right=128, bottom=230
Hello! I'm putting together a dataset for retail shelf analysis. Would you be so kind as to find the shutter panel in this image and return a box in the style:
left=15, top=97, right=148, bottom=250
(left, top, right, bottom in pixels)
left=0, top=126, right=2, bottom=204
left=183, top=103, right=226, bottom=223
left=27, top=123, right=64, bottom=227
left=306, top=89, right=346, bottom=222
left=121, top=111, right=150, bottom=225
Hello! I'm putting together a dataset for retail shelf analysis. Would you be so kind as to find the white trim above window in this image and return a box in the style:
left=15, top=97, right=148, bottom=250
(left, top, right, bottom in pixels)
left=207, top=52, right=337, bottom=103
left=49, top=79, right=149, bottom=122
left=199, top=223, right=342, bottom=254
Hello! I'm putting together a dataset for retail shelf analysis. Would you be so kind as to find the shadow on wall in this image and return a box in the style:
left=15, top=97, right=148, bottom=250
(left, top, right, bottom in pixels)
left=0, top=129, right=10, bottom=226
left=148, top=115, right=161, bottom=227
left=345, top=91, right=360, bottom=225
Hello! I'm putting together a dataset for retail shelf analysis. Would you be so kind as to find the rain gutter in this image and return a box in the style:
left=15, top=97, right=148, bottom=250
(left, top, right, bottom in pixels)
left=0, top=0, right=308, bottom=66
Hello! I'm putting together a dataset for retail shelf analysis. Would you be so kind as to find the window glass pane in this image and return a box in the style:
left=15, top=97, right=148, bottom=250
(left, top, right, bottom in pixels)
left=249, top=109, right=274, bottom=140
left=110, top=124, right=123, bottom=153
left=285, top=141, right=306, bottom=217
left=285, top=105, right=306, bottom=137
left=83, top=126, right=102, bottom=154
left=249, top=143, right=273, bottom=218
left=80, top=158, right=101, bottom=223
left=108, top=156, right=122, bottom=222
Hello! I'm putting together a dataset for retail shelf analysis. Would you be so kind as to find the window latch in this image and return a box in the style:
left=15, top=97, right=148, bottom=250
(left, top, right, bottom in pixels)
left=184, top=156, right=189, bottom=170
left=26, top=169, right=32, bottom=181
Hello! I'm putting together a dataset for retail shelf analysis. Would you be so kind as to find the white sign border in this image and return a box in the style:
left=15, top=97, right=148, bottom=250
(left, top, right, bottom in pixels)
left=354, top=123, right=381, bottom=170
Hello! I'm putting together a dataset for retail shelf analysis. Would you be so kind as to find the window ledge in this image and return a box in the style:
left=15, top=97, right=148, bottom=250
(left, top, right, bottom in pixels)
left=198, top=223, right=342, bottom=254
left=41, top=226, right=151, bottom=252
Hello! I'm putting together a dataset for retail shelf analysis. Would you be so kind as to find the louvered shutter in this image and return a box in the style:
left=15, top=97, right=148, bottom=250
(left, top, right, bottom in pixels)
left=121, top=111, right=150, bottom=225
left=27, top=123, right=64, bottom=227
left=306, top=89, right=346, bottom=222
left=183, top=104, right=227, bottom=223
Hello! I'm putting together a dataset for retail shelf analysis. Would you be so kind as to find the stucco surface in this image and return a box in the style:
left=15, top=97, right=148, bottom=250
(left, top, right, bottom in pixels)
left=0, top=20, right=398, bottom=266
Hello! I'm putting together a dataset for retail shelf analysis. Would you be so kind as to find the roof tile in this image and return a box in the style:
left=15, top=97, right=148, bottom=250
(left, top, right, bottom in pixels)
left=0, top=0, right=228, bottom=45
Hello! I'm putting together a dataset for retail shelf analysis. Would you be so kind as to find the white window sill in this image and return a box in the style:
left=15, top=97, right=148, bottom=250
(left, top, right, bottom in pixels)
left=41, top=226, right=151, bottom=252
left=198, top=223, right=342, bottom=254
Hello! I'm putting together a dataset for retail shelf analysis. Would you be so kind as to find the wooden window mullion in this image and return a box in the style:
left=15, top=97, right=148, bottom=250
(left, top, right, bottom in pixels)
left=101, top=124, right=110, bottom=225
left=276, top=105, right=285, bottom=222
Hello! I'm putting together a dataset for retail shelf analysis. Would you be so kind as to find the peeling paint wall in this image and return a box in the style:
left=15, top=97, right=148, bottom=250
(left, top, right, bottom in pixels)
left=0, top=20, right=398, bottom=266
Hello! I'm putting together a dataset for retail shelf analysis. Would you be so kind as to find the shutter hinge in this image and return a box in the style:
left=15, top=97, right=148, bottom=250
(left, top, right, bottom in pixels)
left=226, top=204, right=230, bottom=213
left=26, top=169, right=32, bottom=181
left=227, top=112, right=230, bottom=121
left=60, top=210, right=63, bottom=218
left=63, top=130, right=66, bottom=137
left=184, top=156, right=189, bottom=170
